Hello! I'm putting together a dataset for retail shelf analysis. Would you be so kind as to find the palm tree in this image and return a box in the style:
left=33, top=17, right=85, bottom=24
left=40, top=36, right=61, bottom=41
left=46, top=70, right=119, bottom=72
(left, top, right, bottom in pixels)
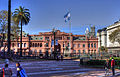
left=13, top=6, right=30, bottom=57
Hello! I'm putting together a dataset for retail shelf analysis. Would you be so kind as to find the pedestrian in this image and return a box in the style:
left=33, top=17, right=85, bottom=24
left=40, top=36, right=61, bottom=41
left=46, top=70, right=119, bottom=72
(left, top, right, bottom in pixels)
left=0, top=63, right=12, bottom=77
left=16, top=62, right=27, bottom=77
left=5, top=59, right=9, bottom=64
left=61, top=54, right=63, bottom=61
left=104, top=59, right=110, bottom=76
left=111, top=57, right=115, bottom=76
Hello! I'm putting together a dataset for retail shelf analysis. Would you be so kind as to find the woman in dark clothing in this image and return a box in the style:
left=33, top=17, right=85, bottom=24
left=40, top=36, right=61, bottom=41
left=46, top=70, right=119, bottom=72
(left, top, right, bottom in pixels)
left=16, top=62, right=22, bottom=77
left=104, top=59, right=110, bottom=76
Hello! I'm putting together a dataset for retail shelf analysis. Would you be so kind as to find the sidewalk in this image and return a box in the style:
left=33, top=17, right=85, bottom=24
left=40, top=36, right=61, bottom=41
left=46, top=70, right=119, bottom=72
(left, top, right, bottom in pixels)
left=51, top=69, right=120, bottom=77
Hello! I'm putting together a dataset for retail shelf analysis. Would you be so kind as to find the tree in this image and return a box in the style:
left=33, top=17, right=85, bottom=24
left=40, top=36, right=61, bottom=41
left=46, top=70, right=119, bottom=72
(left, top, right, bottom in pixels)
left=0, top=10, right=8, bottom=48
left=0, top=10, right=20, bottom=51
left=109, top=28, right=120, bottom=44
left=13, top=6, right=30, bottom=57
left=99, top=46, right=108, bottom=59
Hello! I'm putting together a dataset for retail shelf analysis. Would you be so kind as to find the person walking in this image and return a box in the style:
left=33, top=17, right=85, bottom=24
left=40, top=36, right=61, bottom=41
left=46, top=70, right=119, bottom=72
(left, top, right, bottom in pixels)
left=111, top=57, right=115, bottom=76
left=61, top=54, right=63, bottom=61
left=16, top=62, right=27, bottom=77
left=1, top=63, right=12, bottom=77
left=104, top=59, right=110, bottom=76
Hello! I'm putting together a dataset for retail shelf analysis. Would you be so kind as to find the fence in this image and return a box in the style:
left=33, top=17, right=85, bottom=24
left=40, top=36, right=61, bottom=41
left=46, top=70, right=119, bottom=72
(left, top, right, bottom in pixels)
left=0, top=51, right=119, bottom=59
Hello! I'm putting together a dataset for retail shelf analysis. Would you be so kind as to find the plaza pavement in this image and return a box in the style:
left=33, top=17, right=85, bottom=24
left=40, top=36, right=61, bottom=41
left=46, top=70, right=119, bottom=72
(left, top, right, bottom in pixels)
left=0, top=60, right=120, bottom=77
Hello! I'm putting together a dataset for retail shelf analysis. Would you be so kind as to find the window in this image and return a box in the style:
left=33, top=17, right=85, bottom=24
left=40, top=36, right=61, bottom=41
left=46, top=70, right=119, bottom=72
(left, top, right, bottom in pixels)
left=34, top=49, right=37, bottom=56
left=83, top=44, right=85, bottom=48
left=46, top=43, right=49, bottom=47
left=88, top=44, right=90, bottom=48
left=78, top=44, right=80, bottom=48
left=22, top=43, right=23, bottom=47
left=91, top=43, right=93, bottom=48
left=38, top=43, right=39, bottom=47
left=32, top=43, right=34, bottom=47
left=73, top=50, right=76, bottom=53
left=39, top=50, right=42, bottom=54
left=40, top=43, right=42, bottom=47
left=83, top=50, right=85, bottom=54
left=12, top=43, right=14, bottom=47
left=35, top=43, right=37, bottom=47
left=18, top=43, right=20, bottom=47
left=45, top=37, right=49, bottom=40
left=94, top=50, right=96, bottom=54
left=63, top=44, right=64, bottom=47
left=78, top=50, right=81, bottom=54
left=24, top=43, right=26, bottom=47
left=67, top=37, right=70, bottom=40
left=94, top=43, right=96, bottom=48
left=73, top=44, right=76, bottom=48
left=67, top=43, right=69, bottom=47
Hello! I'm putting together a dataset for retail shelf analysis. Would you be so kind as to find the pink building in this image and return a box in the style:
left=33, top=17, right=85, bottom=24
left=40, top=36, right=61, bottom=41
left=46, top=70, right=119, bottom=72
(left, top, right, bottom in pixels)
left=1, top=30, right=98, bottom=57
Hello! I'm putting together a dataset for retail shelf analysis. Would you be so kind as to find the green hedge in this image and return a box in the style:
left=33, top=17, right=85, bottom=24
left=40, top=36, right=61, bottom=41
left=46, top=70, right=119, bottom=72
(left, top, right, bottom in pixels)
left=87, top=60, right=106, bottom=65
left=86, top=58, right=120, bottom=69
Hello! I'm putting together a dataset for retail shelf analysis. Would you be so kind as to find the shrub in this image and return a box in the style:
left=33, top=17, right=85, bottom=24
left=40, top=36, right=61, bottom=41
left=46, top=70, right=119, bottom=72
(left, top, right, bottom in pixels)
left=87, top=60, right=106, bottom=65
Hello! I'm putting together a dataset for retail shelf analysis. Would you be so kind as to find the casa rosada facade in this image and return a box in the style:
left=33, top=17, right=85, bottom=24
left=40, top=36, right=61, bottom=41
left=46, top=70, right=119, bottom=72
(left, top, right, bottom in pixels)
left=1, top=30, right=98, bottom=56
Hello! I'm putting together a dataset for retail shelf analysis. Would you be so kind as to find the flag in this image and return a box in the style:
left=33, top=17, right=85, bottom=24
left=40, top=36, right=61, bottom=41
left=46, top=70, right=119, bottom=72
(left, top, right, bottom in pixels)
left=64, top=12, right=70, bottom=22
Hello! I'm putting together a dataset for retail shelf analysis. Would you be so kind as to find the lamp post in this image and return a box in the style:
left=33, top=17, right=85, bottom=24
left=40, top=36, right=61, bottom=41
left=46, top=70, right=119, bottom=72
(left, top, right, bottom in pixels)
left=8, top=0, right=11, bottom=59
left=52, top=28, right=56, bottom=59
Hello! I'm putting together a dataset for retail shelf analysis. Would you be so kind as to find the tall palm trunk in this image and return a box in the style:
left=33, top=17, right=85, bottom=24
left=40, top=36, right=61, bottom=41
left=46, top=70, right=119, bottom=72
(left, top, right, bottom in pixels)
left=20, top=20, right=22, bottom=57
left=7, top=0, right=11, bottom=59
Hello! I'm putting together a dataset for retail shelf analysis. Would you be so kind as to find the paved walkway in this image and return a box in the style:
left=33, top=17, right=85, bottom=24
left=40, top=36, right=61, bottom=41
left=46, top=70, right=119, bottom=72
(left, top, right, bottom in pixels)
left=0, top=60, right=120, bottom=77
left=52, top=69, right=120, bottom=77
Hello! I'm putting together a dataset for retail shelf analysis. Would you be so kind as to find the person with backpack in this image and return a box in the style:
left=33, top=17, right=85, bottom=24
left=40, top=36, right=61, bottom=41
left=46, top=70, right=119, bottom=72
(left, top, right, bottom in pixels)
left=1, top=63, right=12, bottom=77
left=104, top=59, right=110, bottom=76
left=16, top=62, right=27, bottom=77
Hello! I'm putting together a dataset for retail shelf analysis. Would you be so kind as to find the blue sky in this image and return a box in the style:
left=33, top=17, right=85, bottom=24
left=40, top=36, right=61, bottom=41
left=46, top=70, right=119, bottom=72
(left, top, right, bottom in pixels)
left=0, top=0, right=120, bottom=35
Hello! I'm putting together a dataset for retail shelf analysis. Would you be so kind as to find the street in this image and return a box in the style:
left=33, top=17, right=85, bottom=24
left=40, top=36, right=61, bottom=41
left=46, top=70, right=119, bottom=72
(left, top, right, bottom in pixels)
left=0, top=60, right=105, bottom=77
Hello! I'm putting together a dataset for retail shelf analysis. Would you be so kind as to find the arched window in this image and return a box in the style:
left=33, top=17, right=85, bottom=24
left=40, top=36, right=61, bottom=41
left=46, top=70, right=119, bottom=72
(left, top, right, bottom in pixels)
left=88, top=44, right=90, bottom=48
left=73, top=50, right=76, bottom=54
left=38, top=43, right=39, bottom=47
left=18, top=43, right=20, bottom=47
left=46, top=43, right=49, bottom=47
left=12, top=43, right=14, bottom=47
left=83, top=44, right=85, bottom=48
left=35, top=43, right=37, bottom=47
left=78, top=44, right=80, bottom=48
left=94, top=50, right=96, bottom=54
left=78, top=50, right=81, bottom=54
left=94, top=43, right=96, bottom=48
left=40, top=43, right=42, bottom=47
left=91, top=43, right=93, bottom=48
left=24, top=43, right=26, bottom=47
left=34, top=49, right=37, bottom=56
left=32, top=43, right=34, bottom=47
left=83, top=50, right=85, bottom=54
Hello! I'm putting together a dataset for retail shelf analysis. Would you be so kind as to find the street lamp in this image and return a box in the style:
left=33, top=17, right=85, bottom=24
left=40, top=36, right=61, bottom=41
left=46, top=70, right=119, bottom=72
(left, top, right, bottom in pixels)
left=52, top=28, right=56, bottom=59
left=8, top=0, right=11, bottom=59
